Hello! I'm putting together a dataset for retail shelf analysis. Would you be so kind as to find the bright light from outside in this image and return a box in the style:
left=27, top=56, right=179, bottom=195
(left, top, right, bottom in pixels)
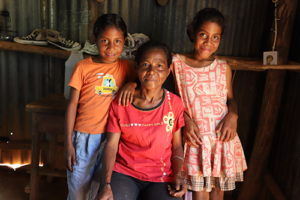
left=0, top=163, right=43, bottom=171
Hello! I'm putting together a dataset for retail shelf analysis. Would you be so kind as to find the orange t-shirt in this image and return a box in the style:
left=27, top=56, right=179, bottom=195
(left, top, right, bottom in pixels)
left=68, top=57, right=138, bottom=134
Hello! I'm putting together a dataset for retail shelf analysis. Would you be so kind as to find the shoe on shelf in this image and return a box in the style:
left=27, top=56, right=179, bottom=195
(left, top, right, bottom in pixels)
left=119, top=46, right=137, bottom=59
left=13, top=28, right=48, bottom=46
left=131, top=33, right=150, bottom=48
left=46, top=29, right=81, bottom=51
left=124, top=33, right=135, bottom=48
left=81, top=40, right=99, bottom=55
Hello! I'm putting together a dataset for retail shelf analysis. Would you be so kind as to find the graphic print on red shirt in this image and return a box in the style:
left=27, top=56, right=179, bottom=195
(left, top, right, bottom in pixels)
left=107, top=89, right=185, bottom=182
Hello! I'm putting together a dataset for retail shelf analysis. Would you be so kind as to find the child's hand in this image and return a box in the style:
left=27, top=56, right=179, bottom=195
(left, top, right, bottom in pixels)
left=118, top=82, right=137, bottom=107
left=184, top=116, right=202, bottom=147
left=64, top=145, right=76, bottom=172
left=216, top=112, right=238, bottom=142
left=95, top=184, right=113, bottom=200
left=168, top=174, right=187, bottom=198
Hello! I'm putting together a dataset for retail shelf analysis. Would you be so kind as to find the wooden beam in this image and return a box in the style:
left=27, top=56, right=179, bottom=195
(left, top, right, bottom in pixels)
left=0, top=140, right=64, bottom=152
left=238, top=1, right=298, bottom=199
left=27, top=168, right=66, bottom=178
left=264, top=170, right=287, bottom=200
left=1, top=41, right=300, bottom=71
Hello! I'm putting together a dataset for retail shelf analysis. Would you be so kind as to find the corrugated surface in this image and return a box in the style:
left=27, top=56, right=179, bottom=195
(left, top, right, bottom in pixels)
left=0, top=0, right=273, bottom=170
left=267, top=2, right=300, bottom=200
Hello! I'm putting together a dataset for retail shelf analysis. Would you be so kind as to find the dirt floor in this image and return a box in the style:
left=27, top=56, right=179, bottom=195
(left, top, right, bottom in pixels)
left=0, top=166, right=237, bottom=200
left=0, top=166, right=68, bottom=200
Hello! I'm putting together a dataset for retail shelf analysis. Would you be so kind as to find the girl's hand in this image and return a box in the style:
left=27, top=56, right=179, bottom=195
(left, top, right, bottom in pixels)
left=118, top=82, right=137, bottom=107
left=216, top=112, right=238, bottom=142
left=95, top=185, right=113, bottom=200
left=184, top=115, right=202, bottom=147
left=168, top=174, right=187, bottom=197
left=64, top=144, right=76, bottom=172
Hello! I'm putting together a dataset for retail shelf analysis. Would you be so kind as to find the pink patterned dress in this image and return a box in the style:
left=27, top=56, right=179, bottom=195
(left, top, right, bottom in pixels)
left=171, top=54, right=247, bottom=192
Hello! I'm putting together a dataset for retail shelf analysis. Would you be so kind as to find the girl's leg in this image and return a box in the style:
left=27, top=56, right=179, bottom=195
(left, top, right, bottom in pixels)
left=192, top=191, right=209, bottom=200
left=209, top=188, right=224, bottom=200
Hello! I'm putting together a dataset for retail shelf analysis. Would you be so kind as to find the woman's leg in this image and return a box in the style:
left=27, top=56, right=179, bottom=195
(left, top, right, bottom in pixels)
left=141, top=182, right=182, bottom=200
left=192, top=191, right=209, bottom=200
left=209, top=188, right=224, bottom=200
left=110, top=172, right=142, bottom=200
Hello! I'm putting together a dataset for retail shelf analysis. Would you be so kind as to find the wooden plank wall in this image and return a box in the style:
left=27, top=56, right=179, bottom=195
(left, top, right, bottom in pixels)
left=266, top=2, right=300, bottom=199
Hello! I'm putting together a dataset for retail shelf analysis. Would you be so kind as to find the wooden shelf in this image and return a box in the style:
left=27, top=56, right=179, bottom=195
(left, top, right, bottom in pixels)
left=1, top=41, right=299, bottom=71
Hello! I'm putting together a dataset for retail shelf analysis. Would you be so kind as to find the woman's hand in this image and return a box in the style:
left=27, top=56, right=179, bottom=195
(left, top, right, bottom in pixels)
left=118, top=82, right=137, bottom=107
left=183, top=113, right=202, bottom=147
left=95, top=185, right=113, bottom=200
left=216, top=111, right=238, bottom=142
left=64, top=144, right=76, bottom=172
left=168, top=174, right=187, bottom=198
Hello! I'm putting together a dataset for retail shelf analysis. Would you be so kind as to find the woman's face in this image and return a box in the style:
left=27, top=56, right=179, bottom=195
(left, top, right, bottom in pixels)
left=137, top=48, right=170, bottom=91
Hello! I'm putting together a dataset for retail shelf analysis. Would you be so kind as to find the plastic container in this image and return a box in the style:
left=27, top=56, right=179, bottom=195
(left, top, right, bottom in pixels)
left=64, top=51, right=84, bottom=99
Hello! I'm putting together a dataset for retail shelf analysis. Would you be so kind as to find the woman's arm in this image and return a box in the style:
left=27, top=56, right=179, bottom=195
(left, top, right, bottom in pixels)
left=216, top=64, right=238, bottom=142
left=95, top=132, right=121, bottom=200
left=168, top=128, right=187, bottom=197
left=64, top=87, right=80, bottom=172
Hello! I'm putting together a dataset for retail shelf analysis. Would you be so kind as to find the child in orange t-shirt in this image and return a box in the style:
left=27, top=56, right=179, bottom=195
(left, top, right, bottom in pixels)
left=64, top=14, right=137, bottom=200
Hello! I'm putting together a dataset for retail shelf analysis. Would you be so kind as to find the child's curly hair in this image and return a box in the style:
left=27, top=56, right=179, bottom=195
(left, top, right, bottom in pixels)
left=187, top=8, right=225, bottom=43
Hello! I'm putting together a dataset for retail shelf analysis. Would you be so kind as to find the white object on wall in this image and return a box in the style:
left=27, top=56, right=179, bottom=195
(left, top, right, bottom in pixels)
left=64, top=51, right=84, bottom=99
left=263, top=51, right=278, bottom=65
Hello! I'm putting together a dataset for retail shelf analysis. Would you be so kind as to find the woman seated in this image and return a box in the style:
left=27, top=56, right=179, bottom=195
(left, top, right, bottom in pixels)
left=96, top=41, right=187, bottom=200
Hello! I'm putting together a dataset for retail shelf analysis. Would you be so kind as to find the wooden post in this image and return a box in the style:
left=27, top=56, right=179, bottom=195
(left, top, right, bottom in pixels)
left=30, top=113, right=41, bottom=200
left=238, top=1, right=298, bottom=199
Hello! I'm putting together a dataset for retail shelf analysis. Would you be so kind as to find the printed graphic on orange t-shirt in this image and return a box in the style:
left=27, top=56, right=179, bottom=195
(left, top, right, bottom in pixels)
left=68, top=57, right=138, bottom=134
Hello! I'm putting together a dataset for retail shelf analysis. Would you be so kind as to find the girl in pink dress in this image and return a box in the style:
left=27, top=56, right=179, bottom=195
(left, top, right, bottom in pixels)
left=171, top=8, right=247, bottom=200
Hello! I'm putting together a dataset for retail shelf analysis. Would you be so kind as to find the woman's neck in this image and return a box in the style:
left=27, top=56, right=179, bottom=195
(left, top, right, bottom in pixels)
left=132, top=87, right=165, bottom=110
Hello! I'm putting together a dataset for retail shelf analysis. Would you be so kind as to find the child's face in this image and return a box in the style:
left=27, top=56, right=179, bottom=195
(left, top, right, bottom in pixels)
left=137, top=48, right=170, bottom=90
left=94, top=26, right=125, bottom=63
left=193, top=21, right=222, bottom=58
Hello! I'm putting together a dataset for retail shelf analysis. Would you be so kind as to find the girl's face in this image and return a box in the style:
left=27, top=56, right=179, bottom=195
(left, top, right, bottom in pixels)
left=193, top=21, right=222, bottom=58
left=94, top=26, right=125, bottom=63
left=137, top=48, right=170, bottom=90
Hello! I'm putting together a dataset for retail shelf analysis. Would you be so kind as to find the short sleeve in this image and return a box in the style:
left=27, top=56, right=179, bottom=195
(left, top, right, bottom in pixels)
left=172, top=96, right=185, bottom=133
left=107, top=101, right=122, bottom=133
left=68, top=63, right=84, bottom=91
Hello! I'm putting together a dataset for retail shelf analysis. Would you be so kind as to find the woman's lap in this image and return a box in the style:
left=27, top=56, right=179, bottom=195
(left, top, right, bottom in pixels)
left=111, top=172, right=182, bottom=200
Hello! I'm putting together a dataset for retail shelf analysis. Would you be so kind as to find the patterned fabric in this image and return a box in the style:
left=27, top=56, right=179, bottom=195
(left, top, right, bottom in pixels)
left=171, top=54, right=247, bottom=191
left=185, top=172, right=243, bottom=192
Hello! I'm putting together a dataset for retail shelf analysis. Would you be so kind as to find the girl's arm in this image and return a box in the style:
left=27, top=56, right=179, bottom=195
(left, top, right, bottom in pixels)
left=168, top=129, right=187, bottom=197
left=95, top=132, right=121, bottom=200
left=216, top=64, right=238, bottom=142
left=183, top=112, right=202, bottom=147
left=117, top=81, right=137, bottom=106
left=64, top=87, right=80, bottom=172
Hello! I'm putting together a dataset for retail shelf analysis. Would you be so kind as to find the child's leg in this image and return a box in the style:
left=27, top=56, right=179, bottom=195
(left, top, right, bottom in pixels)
left=67, top=131, right=104, bottom=200
left=209, top=188, right=224, bottom=200
left=192, top=191, right=209, bottom=200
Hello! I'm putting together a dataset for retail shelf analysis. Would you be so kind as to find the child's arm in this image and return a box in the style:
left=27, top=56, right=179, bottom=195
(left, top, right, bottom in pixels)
left=117, top=81, right=137, bottom=106
left=183, top=112, right=202, bottom=146
left=95, top=132, right=121, bottom=200
left=168, top=128, right=187, bottom=197
left=216, top=64, right=238, bottom=142
left=64, top=87, right=80, bottom=172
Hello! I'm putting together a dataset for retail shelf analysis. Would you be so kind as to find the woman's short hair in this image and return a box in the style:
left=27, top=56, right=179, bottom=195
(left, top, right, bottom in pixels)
left=135, top=40, right=172, bottom=68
